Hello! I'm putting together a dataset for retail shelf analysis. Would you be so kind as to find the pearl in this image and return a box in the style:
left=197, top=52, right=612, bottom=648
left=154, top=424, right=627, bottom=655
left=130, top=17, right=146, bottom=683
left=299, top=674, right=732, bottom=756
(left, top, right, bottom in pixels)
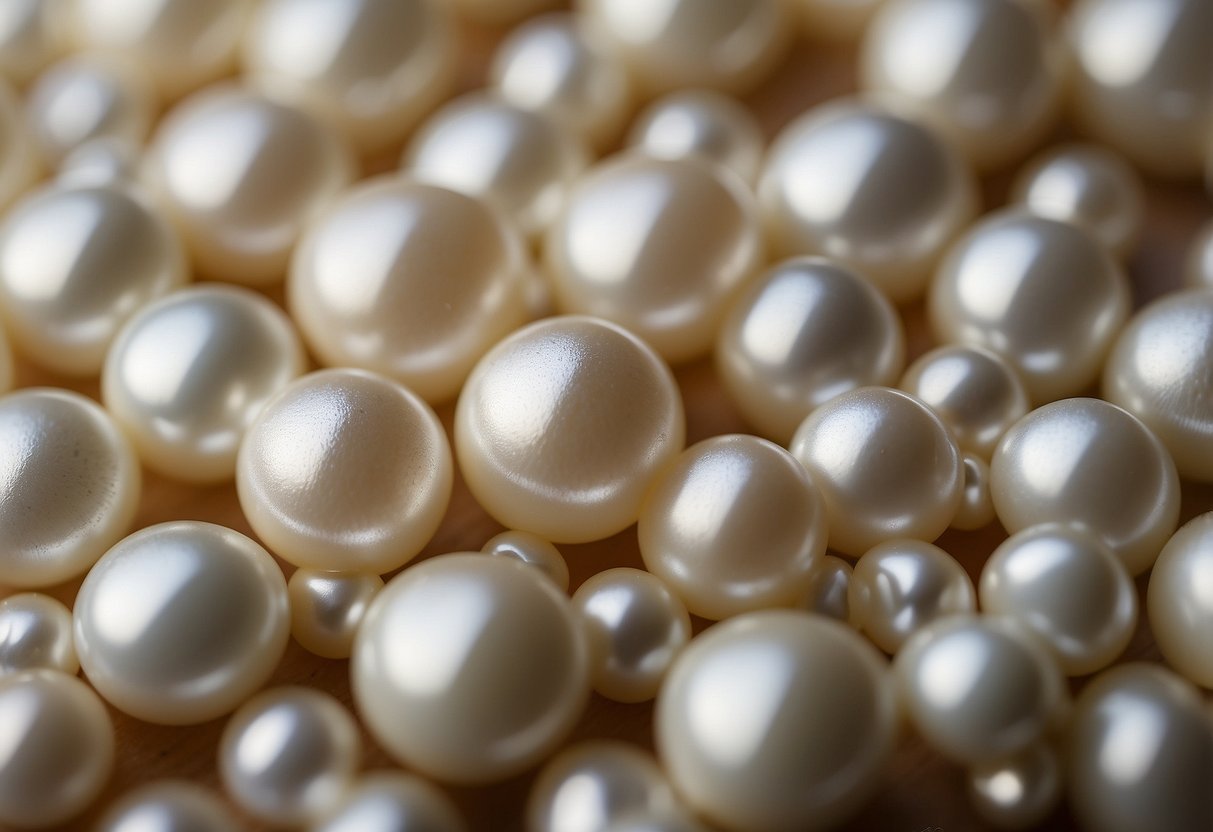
left=238, top=369, right=453, bottom=574
left=103, top=284, right=306, bottom=484
left=442, top=0, right=558, bottom=26
left=1148, top=512, right=1213, bottom=688
left=288, top=179, right=531, bottom=404
left=546, top=155, right=762, bottom=364
left=527, top=741, right=676, bottom=832
left=572, top=567, right=691, bottom=702
left=796, top=0, right=884, bottom=41
left=288, top=570, right=384, bottom=660
left=56, top=136, right=140, bottom=188
left=627, top=89, right=765, bottom=184
left=455, top=316, right=684, bottom=544
left=219, top=687, right=361, bottom=826
left=73, top=520, right=290, bottom=725
left=990, top=397, right=1180, bottom=575
left=638, top=434, right=828, bottom=620
left=656, top=610, right=897, bottom=832
left=481, top=530, right=569, bottom=593
left=789, top=387, right=963, bottom=557
left=0, top=78, right=37, bottom=211
left=797, top=554, right=853, bottom=623
left=352, top=554, right=589, bottom=784
left=0, top=593, right=77, bottom=676
left=980, top=525, right=1137, bottom=676
left=0, top=389, right=140, bottom=588
left=966, top=743, right=1062, bottom=830
left=1185, top=221, right=1213, bottom=290
left=717, top=257, right=905, bottom=444
left=759, top=99, right=977, bottom=302
left=929, top=210, right=1131, bottom=404
left=313, top=771, right=465, bottom=832
left=951, top=453, right=995, bottom=531
left=0, top=0, right=66, bottom=86
left=144, top=86, right=353, bottom=286
left=98, top=781, right=241, bottom=832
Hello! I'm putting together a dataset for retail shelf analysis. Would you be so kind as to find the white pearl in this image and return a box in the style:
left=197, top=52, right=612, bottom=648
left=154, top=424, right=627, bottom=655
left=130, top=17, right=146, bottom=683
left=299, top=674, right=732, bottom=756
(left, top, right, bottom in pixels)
left=0, top=0, right=67, bottom=86
left=951, top=453, right=995, bottom=531
left=967, top=743, right=1062, bottom=830
left=73, top=520, right=290, bottom=725
left=527, top=741, right=676, bottom=832
left=481, top=530, right=569, bottom=593
left=990, top=397, right=1180, bottom=576
left=627, top=89, right=765, bottom=184
left=352, top=554, right=589, bottom=784
left=0, top=78, right=38, bottom=211
left=0, top=389, right=140, bottom=588
left=237, top=369, right=453, bottom=574
left=1148, top=512, right=1213, bottom=688
left=288, top=569, right=383, bottom=661
left=312, top=771, right=465, bottom=832
left=656, top=610, right=897, bottom=832
left=103, top=284, right=306, bottom=484
left=797, top=554, right=853, bottom=623
left=98, top=781, right=241, bottom=832
left=795, top=0, right=884, bottom=41
left=0, top=593, right=77, bottom=676
left=1185, top=220, right=1213, bottom=290
left=56, top=136, right=140, bottom=188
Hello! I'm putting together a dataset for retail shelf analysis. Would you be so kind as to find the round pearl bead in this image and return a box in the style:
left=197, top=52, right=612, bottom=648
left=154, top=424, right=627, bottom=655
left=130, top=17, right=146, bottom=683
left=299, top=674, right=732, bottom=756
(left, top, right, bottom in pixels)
left=56, top=136, right=140, bottom=188
left=797, top=554, right=853, bottom=623
left=627, top=89, right=765, bottom=184
left=967, top=743, right=1062, bottom=830
left=1148, top=512, right=1213, bottom=688
left=0, top=593, right=77, bottom=676
left=288, top=569, right=384, bottom=660
left=0, top=0, right=66, bottom=86
left=527, top=741, right=675, bottom=832
left=313, top=771, right=466, bottom=832
left=481, top=530, right=569, bottom=593
left=98, top=781, right=241, bottom=832
left=1185, top=221, right=1213, bottom=290
left=0, top=78, right=38, bottom=211
left=952, top=454, right=996, bottom=531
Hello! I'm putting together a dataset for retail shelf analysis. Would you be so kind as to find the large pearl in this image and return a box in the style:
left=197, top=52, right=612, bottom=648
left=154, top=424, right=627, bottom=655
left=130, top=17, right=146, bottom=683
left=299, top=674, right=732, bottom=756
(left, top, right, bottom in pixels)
left=759, top=99, right=977, bottom=302
left=656, top=610, right=897, bottom=832
left=0, top=593, right=77, bottom=676
left=951, top=453, right=996, bottom=531
left=717, top=257, right=905, bottom=444
left=967, top=743, right=1062, bottom=830
left=638, top=434, right=828, bottom=620
left=288, top=179, right=530, bottom=404
left=352, top=554, right=589, bottom=784
left=546, top=155, right=762, bottom=364
left=990, top=397, right=1180, bottom=575
left=98, top=781, right=241, bottom=832
left=1185, top=220, right=1213, bottom=290
left=103, top=284, right=306, bottom=484
left=789, top=386, right=963, bottom=557
left=455, top=316, right=684, bottom=544
left=1148, top=512, right=1213, bottom=688
left=481, top=530, right=569, bottom=593
left=0, top=0, right=66, bottom=86
left=0, top=79, right=37, bottom=211
left=288, top=569, right=384, bottom=660
left=73, top=520, right=290, bottom=725
left=313, top=771, right=465, bottom=832
left=627, top=89, right=765, bottom=184
left=797, top=554, right=853, bottom=623
left=929, top=210, right=1131, bottom=404
left=527, top=741, right=675, bottom=832
left=0, top=389, right=140, bottom=588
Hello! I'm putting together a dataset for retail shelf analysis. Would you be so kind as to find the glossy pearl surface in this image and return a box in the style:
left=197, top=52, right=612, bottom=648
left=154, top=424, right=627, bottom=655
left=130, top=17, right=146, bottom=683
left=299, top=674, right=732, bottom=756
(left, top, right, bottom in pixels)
left=481, top=530, right=569, bottom=592
left=952, top=453, right=995, bottom=531
left=967, top=743, right=1062, bottom=830
left=798, top=554, right=853, bottom=623
left=288, top=569, right=384, bottom=660
left=990, top=397, right=1180, bottom=575
left=0, top=79, right=37, bottom=211
left=0, top=593, right=77, bottom=676
left=73, top=521, right=290, bottom=725
left=313, top=771, right=466, bottom=832
left=1148, top=513, right=1213, bottom=688
left=238, top=369, right=453, bottom=573
left=455, top=316, right=684, bottom=544
left=527, top=741, right=675, bottom=832
left=0, top=0, right=65, bottom=85
left=1185, top=221, right=1213, bottom=290
left=56, top=136, right=140, bottom=187
left=98, top=781, right=242, bottom=832
left=628, top=89, right=765, bottom=183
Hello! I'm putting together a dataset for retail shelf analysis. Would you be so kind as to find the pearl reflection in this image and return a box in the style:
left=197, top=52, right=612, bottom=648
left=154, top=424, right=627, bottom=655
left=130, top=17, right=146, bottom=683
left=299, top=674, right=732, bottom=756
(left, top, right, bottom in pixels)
left=91, top=547, right=202, bottom=647
left=785, top=118, right=885, bottom=230
left=739, top=275, right=823, bottom=367
left=565, top=175, right=672, bottom=288
left=1, top=191, right=105, bottom=302
left=878, top=0, right=980, bottom=98
left=916, top=630, right=988, bottom=710
left=236, top=706, right=298, bottom=773
left=1079, top=1, right=1179, bottom=88
left=1015, top=410, right=1102, bottom=500
left=953, top=225, right=1041, bottom=325
left=1097, top=693, right=1166, bottom=786
left=687, top=642, right=792, bottom=769
left=163, top=101, right=274, bottom=213
left=384, top=576, right=494, bottom=698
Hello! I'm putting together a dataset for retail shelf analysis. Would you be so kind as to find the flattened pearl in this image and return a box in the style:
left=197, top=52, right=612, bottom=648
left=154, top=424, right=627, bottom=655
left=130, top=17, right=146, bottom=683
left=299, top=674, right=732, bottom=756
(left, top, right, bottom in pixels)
left=627, top=89, right=765, bottom=184
left=99, top=781, right=242, bottom=832
left=0, top=0, right=66, bottom=86
left=1185, top=220, right=1213, bottom=290
left=0, top=78, right=37, bottom=210
left=527, top=741, right=675, bottom=832
left=1148, top=512, right=1213, bottom=688
left=967, top=743, right=1062, bottom=830
left=0, top=593, right=77, bottom=676
left=797, top=554, right=853, bottom=623
left=481, top=530, right=569, bottom=592
left=313, top=771, right=466, bottom=832
left=288, top=570, right=384, bottom=660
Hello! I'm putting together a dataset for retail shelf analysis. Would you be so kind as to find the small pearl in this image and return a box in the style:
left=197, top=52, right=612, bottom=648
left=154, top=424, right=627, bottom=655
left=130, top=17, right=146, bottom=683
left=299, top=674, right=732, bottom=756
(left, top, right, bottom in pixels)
left=527, top=741, right=676, bottom=832
left=441, top=0, right=558, bottom=26
left=352, top=554, right=589, bottom=784
left=56, top=136, right=140, bottom=187
left=1148, top=512, right=1213, bottom=688
left=0, top=593, right=77, bottom=676
left=951, top=453, right=995, bottom=531
left=481, top=530, right=570, bottom=593
left=797, top=554, right=853, bottom=623
left=639, top=434, right=828, bottom=620
left=98, top=781, right=241, bottom=832
left=0, top=78, right=37, bottom=211
left=288, top=569, right=384, bottom=661
left=796, top=0, right=885, bottom=41
left=967, top=743, right=1062, bottom=830
left=313, top=771, right=465, bottom=832
left=1184, top=220, right=1213, bottom=290
left=990, top=397, right=1180, bottom=575
left=0, top=0, right=67, bottom=86
left=73, top=520, right=290, bottom=725
left=627, top=89, right=765, bottom=184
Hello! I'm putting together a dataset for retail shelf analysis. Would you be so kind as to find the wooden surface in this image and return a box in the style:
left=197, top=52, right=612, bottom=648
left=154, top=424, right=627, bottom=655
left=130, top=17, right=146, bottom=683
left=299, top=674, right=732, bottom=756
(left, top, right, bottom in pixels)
left=6, top=12, right=1213, bottom=832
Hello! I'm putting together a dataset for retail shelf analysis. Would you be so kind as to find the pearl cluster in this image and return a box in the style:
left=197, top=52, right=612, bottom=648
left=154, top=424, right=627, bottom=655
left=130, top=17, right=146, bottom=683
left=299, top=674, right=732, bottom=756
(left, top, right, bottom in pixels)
left=0, top=1, right=1210, bottom=831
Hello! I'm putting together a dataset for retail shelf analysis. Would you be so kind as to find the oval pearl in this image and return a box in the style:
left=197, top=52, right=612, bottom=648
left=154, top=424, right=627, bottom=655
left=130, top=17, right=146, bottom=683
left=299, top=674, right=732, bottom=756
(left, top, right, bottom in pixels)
left=288, top=569, right=384, bottom=661
left=0, top=593, right=77, bottom=676
left=289, top=179, right=530, bottom=403
left=352, top=554, right=589, bottom=784
left=455, top=316, right=684, bottom=544
left=951, top=453, right=996, bottom=531
left=56, top=136, right=140, bottom=188
left=717, top=257, right=905, bottom=444
left=627, top=89, right=765, bottom=184
left=990, top=397, right=1180, bottom=575
left=0, top=389, right=140, bottom=588
left=929, top=210, right=1131, bottom=404
left=657, top=610, right=897, bottom=832
left=967, top=743, right=1062, bottom=830
left=1185, top=220, right=1213, bottom=290
left=980, top=525, right=1136, bottom=676
left=73, top=520, right=290, bottom=725
left=546, top=155, right=762, bottom=364
left=99, top=781, right=241, bottom=832
left=0, top=78, right=37, bottom=211
left=1148, top=512, right=1213, bottom=688
left=639, top=434, right=828, bottom=620
left=790, top=386, right=963, bottom=557
left=0, top=0, right=66, bottom=86
left=103, top=284, right=306, bottom=484
left=481, top=530, right=569, bottom=593
left=797, top=554, right=853, bottom=623
left=527, top=741, right=675, bottom=832
left=313, top=771, right=465, bottom=832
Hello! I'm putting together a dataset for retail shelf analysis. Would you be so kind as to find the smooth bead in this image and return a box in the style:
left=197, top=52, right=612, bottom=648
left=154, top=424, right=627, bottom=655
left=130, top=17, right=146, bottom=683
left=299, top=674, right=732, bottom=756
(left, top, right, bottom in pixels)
left=0, top=0, right=66, bottom=85
left=73, top=521, right=290, bottom=725
left=1148, top=513, right=1213, bottom=688
left=0, top=79, right=37, bottom=210
left=313, top=771, right=466, bottom=832
left=1185, top=220, right=1213, bottom=290
left=797, top=554, right=853, bottom=623
left=627, top=89, right=765, bottom=184
left=288, top=570, right=384, bottom=661
left=796, top=0, right=884, bottom=41
left=56, top=136, right=140, bottom=188
left=0, top=594, right=77, bottom=676
left=967, top=743, right=1062, bottom=830
left=527, top=741, right=675, bottom=832
left=99, top=781, right=243, bottom=832
left=952, top=453, right=996, bottom=531
left=481, top=530, right=569, bottom=593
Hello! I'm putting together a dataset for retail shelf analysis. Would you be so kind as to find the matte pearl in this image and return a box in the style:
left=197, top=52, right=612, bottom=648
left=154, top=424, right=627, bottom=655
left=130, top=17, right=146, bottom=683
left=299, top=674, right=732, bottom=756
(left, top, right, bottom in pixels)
left=56, top=136, right=140, bottom=188
left=103, top=284, right=306, bottom=484
left=717, top=257, right=905, bottom=444
left=980, top=525, right=1137, bottom=676
left=98, top=781, right=242, bottom=832
left=352, top=554, right=589, bottom=784
left=0, top=78, right=37, bottom=211
left=0, top=0, right=66, bottom=86
left=527, top=741, right=676, bottom=832
left=929, top=210, right=1131, bottom=403
left=0, top=593, right=77, bottom=676
left=313, top=771, right=466, bottom=832
left=1185, top=221, right=1213, bottom=290
left=656, top=610, right=897, bottom=832
left=627, top=89, right=765, bottom=184
left=455, top=316, right=685, bottom=544
left=639, top=434, right=828, bottom=620
left=967, top=743, right=1062, bottom=830
left=789, top=387, right=963, bottom=557
left=797, top=554, right=853, bottom=623
left=796, top=0, right=884, bottom=41
left=481, top=530, right=570, bottom=593
left=759, top=99, right=977, bottom=302
left=0, top=389, right=140, bottom=588
left=546, top=155, right=762, bottom=363
left=1148, top=513, right=1213, bottom=688
left=288, top=570, right=384, bottom=661
left=990, top=397, right=1180, bottom=575
left=952, top=453, right=996, bottom=531
left=73, top=520, right=290, bottom=725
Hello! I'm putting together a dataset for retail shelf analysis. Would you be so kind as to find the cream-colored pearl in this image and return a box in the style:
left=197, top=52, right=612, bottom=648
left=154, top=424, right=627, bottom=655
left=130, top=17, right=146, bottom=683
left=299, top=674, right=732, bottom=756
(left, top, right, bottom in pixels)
left=0, top=389, right=140, bottom=588
left=56, top=136, right=140, bottom=188
left=527, top=741, right=675, bottom=832
left=288, top=178, right=530, bottom=404
left=1067, top=0, right=1213, bottom=178
left=441, top=0, right=558, bottom=26
left=656, top=610, right=897, bottom=832
left=313, top=771, right=466, bottom=832
left=952, top=453, right=995, bottom=531
left=73, top=520, right=290, bottom=725
left=980, top=525, right=1136, bottom=676
left=990, top=398, right=1180, bottom=575
left=352, top=554, right=589, bottom=784
left=103, top=284, right=306, bottom=484
left=717, top=257, right=905, bottom=444
left=967, top=743, right=1062, bottom=830
left=759, top=99, right=977, bottom=302
left=627, top=89, right=765, bottom=184
left=796, top=0, right=885, bottom=41
left=639, top=434, right=828, bottom=620
left=481, top=530, right=569, bottom=593
left=238, top=369, right=453, bottom=574
left=0, top=78, right=37, bottom=210
left=797, top=554, right=853, bottom=623
left=0, top=593, right=77, bottom=676
left=0, top=0, right=66, bottom=86
left=1148, top=512, right=1213, bottom=688
left=546, top=155, right=761, bottom=364
left=790, top=386, right=963, bottom=557
left=1185, top=220, right=1213, bottom=290
left=144, top=85, right=353, bottom=286
left=455, top=316, right=684, bottom=544
left=288, top=569, right=384, bottom=660
left=929, top=210, right=1131, bottom=404
left=0, top=670, right=114, bottom=829
left=98, top=782, right=242, bottom=832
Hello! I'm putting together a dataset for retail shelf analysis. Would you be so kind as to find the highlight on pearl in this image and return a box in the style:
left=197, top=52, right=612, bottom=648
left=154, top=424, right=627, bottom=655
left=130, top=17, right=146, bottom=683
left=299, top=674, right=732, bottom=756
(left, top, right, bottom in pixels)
left=966, top=743, right=1062, bottom=831
left=0, top=0, right=66, bottom=86
left=797, top=554, right=853, bottom=623
left=97, top=781, right=241, bottom=832
left=527, top=741, right=676, bottom=832
left=628, top=89, right=765, bottom=184
left=481, top=530, right=570, bottom=593
left=1147, top=512, right=1213, bottom=688
left=313, top=771, right=466, bottom=832
left=288, top=569, right=384, bottom=661
left=952, top=453, right=995, bottom=531
left=0, top=593, right=78, bottom=676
